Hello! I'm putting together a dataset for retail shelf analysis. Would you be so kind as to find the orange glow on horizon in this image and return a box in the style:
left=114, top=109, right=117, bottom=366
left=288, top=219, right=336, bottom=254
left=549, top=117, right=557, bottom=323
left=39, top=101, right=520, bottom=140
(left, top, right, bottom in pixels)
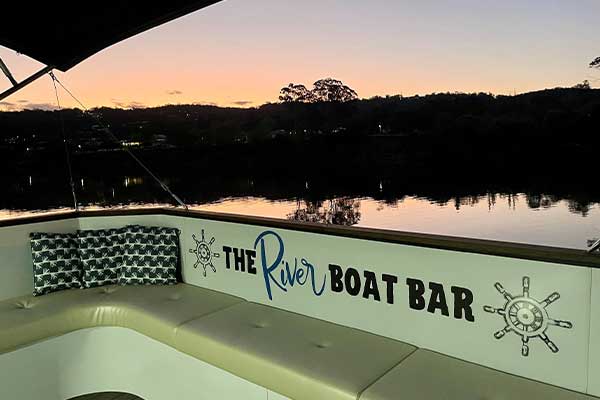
left=1, top=0, right=599, bottom=111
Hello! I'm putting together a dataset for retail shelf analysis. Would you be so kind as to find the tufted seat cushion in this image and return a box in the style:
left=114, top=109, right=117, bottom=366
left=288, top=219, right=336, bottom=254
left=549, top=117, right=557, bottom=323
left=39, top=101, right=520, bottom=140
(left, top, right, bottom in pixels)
left=2, top=285, right=594, bottom=400
left=0, top=284, right=418, bottom=400
left=174, top=301, right=417, bottom=400
left=360, top=349, right=597, bottom=400
left=0, top=287, right=94, bottom=353
left=75, top=284, right=245, bottom=346
left=0, top=284, right=243, bottom=354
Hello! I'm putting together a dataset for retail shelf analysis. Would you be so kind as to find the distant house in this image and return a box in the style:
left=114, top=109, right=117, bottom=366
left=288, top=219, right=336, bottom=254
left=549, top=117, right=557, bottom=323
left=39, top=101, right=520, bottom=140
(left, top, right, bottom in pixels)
left=270, top=129, right=289, bottom=139
left=153, top=134, right=168, bottom=143
left=233, top=135, right=248, bottom=144
left=120, top=140, right=142, bottom=147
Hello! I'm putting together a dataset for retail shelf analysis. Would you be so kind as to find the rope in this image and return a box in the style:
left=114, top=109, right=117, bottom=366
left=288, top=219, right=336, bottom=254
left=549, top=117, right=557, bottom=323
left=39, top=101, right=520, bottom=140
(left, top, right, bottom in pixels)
left=49, top=71, right=189, bottom=210
left=49, top=71, right=79, bottom=211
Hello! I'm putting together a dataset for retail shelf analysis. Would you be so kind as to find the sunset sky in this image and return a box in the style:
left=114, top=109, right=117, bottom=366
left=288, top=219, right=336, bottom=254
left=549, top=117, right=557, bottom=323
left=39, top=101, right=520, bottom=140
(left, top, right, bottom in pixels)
left=1, top=0, right=599, bottom=111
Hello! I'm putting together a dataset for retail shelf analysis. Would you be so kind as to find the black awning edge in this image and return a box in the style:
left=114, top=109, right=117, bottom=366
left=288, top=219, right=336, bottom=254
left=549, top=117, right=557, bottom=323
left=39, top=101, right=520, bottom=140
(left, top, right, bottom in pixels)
left=0, top=1, right=222, bottom=71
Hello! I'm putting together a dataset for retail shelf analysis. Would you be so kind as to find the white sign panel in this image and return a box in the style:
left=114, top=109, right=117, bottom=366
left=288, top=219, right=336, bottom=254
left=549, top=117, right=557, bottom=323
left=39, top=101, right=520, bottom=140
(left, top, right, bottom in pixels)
left=172, top=215, right=592, bottom=393
left=587, top=269, right=600, bottom=397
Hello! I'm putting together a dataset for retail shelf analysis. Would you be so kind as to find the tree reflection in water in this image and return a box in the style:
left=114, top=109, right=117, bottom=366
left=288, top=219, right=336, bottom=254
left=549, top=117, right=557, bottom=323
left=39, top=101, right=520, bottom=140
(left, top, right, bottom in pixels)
left=288, top=198, right=361, bottom=226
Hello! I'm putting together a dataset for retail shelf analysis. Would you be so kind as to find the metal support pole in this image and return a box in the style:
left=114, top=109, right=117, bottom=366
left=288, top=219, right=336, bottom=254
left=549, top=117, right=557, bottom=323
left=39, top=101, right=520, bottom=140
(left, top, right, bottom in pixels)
left=0, top=65, right=53, bottom=101
left=0, top=57, right=18, bottom=86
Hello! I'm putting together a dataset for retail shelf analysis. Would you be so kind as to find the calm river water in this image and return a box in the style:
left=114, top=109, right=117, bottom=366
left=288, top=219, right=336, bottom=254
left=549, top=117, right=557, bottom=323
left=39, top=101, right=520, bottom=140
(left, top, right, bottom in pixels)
left=194, top=195, right=600, bottom=250
left=4, top=193, right=596, bottom=250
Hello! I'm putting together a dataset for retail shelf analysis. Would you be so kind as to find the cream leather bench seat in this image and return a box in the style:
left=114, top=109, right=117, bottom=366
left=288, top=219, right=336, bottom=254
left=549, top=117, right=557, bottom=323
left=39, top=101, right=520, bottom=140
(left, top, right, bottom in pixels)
left=0, top=284, right=244, bottom=353
left=0, top=284, right=416, bottom=400
left=1, top=284, right=596, bottom=400
left=361, top=349, right=597, bottom=400
left=175, top=301, right=416, bottom=400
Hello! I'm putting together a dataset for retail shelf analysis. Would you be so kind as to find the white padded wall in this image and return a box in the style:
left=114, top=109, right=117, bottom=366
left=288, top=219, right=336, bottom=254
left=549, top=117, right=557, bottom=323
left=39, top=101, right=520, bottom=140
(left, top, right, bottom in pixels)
left=268, top=390, right=293, bottom=400
left=0, top=327, right=269, bottom=400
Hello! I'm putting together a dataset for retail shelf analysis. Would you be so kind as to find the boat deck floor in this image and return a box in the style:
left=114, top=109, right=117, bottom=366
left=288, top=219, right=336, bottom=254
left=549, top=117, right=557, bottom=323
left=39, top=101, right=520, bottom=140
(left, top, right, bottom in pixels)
left=68, top=393, right=143, bottom=400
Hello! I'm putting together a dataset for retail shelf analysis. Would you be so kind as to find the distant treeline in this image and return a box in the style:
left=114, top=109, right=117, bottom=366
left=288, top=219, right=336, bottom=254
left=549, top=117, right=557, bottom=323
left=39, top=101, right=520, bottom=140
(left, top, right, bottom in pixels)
left=2, top=87, right=600, bottom=145
left=1, top=87, right=600, bottom=185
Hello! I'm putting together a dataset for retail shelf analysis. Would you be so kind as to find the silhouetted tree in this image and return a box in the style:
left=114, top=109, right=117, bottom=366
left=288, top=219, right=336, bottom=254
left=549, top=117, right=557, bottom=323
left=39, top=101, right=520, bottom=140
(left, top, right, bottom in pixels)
left=573, top=80, right=591, bottom=89
left=312, top=78, right=358, bottom=102
left=279, top=78, right=358, bottom=103
left=279, top=84, right=315, bottom=103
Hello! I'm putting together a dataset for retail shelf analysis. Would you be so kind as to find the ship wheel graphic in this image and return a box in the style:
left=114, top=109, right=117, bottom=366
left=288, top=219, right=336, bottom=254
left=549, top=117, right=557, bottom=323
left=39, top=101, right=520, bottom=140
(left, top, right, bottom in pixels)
left=189, top=229, right=220, bottom=276
left=483, top=276, right=573, bottom=357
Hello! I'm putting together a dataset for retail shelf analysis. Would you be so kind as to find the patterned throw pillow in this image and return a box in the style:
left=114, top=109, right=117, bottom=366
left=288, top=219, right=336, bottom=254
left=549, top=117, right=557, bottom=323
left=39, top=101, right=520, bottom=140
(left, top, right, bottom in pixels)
left=120, top=225, right=180, bottom=285
left=30, top=232, right=82, bottom=296
left=77, top=228, right=125, bottom=288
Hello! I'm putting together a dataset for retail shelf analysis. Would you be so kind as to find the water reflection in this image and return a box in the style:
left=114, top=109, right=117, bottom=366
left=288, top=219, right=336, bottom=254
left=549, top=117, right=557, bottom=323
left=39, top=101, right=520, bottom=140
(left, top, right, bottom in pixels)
left=4, top=171, right=598, bottom=219
left=525, top=194, right=556, bottom=210
left=1, top=173, right=599, bottom=249
left=124, top=176, right=144, bottom=188
left=194, top=194, right=600, bottom=250
left=288, top=198, right=361, bottom=226
left=567, top=200, right=592, bottom=217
